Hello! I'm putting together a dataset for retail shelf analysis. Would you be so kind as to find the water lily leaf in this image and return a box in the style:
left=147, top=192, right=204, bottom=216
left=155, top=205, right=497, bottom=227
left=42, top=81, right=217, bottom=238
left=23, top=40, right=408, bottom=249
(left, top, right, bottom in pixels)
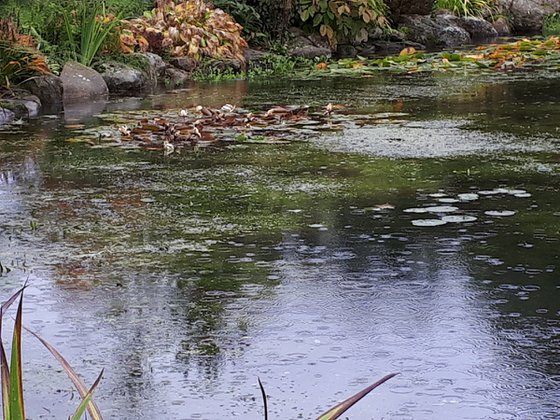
left=441, top=215, right=477, bottom=223
left=485, top=210, right=516, bottom=217
left=424, top=206, right=459, bottom=213
left=411, top=219, right=447, bottom=226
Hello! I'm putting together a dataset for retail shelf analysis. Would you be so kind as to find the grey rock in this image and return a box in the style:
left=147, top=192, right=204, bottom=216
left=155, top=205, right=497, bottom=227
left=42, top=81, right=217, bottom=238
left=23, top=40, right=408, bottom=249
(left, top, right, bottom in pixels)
left=459, top=16, right=499, bottom=39
left=141, top=52, right=167, bottom=79
left=336, top=44, right=358, bottom=58
left=387, top=0, right=435, bottom=20
left=97, top=61, right=147, bottom=93
left=60, top=61, right=108, bottom=102
left=287, top=27, right=332, bottom=58
left=0, top=92, right=41, bottom=119
left=492, top=16, right=512, bottom=35
left=164, top=67, right=191, bottom=87
left=290, top=45, right=332, bottom=59
left=169, top=57, right=197, bottom=72
left=20, top=74, right=63, bottom=105
left=497, top=0, right=560, bottom=33
left=439, top=25, right=471, bottom=47
left=0, top=108, right=15, bottom=125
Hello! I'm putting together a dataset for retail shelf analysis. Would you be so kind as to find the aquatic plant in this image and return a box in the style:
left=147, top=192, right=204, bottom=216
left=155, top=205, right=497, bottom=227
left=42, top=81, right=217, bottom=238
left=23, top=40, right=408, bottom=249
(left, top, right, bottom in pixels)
left=298, top=0, right=389, bottom=47
left=0, top=285, right=103, bottom=419
left=258, top=373, right=398, bottom=419
left=62, top=1, right=122, bottom=67
left=434, top=0, right=497, bottom=18
left=119, top=0, right=247, bottom=62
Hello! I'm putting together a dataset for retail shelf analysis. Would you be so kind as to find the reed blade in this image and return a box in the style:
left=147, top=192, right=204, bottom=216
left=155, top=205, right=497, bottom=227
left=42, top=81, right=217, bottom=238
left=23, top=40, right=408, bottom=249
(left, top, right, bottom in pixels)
left=25, top=327, right=103, bottom=420
left=70, top=369, right=104, bottom=420
left=8, top=289, right=26, bottom=420
left=317, top=373, right=399, bottom=420
left=257, top=377, right=268, bottom=420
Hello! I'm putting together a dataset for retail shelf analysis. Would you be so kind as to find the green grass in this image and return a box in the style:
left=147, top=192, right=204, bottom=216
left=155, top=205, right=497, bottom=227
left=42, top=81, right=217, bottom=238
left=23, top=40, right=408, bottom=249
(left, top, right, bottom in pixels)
left=435, top=0, right=497, bottom=17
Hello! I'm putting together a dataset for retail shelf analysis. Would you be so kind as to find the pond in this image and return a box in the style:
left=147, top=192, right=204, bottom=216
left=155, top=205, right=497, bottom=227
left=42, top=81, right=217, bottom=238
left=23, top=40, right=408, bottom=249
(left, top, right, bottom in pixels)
left=0, top=70, right=559, bottom=419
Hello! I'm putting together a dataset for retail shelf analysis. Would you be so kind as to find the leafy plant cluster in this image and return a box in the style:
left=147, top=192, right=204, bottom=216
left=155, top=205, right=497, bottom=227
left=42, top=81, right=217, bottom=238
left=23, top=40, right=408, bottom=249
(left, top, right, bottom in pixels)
left=119, top=0, right=248, bottom=62
left=434, top=0, right=497, bottom=18
left=298, top=0, right=389, bottom=46
left=0, top=18, right=50, bottom=86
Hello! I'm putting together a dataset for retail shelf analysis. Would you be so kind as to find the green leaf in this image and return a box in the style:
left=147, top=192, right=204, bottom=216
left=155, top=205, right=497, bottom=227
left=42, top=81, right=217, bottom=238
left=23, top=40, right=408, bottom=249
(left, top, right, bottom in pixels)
left=316, top=373, right=398, bottom=420
left=8, top=289, right=25, bottom=420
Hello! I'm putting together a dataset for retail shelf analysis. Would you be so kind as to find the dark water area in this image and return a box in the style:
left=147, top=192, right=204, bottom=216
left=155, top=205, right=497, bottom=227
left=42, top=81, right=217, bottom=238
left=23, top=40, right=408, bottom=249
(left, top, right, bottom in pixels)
left=0, top=71, right=559, bottom=419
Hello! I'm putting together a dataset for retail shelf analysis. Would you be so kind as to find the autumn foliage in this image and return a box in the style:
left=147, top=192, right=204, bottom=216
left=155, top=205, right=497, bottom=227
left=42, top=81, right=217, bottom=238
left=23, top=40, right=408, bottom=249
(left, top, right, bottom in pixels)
left=119, top=0, right=248, bottom=62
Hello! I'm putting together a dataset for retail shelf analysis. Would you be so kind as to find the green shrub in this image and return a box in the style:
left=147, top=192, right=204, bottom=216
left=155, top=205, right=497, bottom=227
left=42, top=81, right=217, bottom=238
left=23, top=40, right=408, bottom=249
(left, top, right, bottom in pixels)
left=298, top=0, right=389, bottom=47
left=543, top=13, right=560, bottom=36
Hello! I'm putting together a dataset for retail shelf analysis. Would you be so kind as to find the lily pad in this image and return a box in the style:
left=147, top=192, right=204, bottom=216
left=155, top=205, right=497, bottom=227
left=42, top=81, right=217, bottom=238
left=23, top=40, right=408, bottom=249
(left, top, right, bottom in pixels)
left=429, top=193, right=447, bottom=198
left=411, top=219, right=448, bottom=227
left=485, top=210, right=516, bottom=217
left=438, top=198, right=460, bottom=203
left=441, top=215, right=477, bottom=223
left=403, top=207, right=429, bottom=213
left=424, top=206, right=459, bottom=213
left=514, top=193, right=532, bottom=198
left=458, top=193, right=479, bottom=201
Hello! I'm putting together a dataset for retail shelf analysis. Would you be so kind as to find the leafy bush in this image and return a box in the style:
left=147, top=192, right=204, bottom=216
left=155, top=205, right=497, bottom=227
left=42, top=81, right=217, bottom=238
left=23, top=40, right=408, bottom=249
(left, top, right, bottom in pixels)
left=298, top=0, right=389, bottom=46
left=211, top=0, right=263, bottom=41
left=543, top=13, right=560, bottom=36
left=120, top=0, right=247, bottom=62
left=434, top=0, right=497, bottom=18
left=0, top=18, right=50, bottom=86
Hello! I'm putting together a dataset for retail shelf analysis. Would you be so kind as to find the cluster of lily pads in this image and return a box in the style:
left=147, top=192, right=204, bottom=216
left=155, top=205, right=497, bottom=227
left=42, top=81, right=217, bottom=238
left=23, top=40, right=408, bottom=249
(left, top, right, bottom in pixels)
left=68, top=103, right=346, bottom=152
left=315, top=36, right=560, bottom=76
left=404, top=187, right=530, bottom=227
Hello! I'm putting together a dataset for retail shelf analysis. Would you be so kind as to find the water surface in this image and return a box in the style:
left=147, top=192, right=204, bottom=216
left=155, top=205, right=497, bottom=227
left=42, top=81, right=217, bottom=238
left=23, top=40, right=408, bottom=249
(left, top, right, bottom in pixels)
left=0, top=71, right=559, bottom=419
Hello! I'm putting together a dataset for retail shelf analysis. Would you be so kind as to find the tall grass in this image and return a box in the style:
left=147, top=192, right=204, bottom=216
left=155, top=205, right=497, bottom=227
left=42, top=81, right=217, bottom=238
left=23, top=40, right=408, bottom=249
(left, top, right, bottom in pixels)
left=63, top=1, right=121, bottom=67
left=435, top=0, right=496, bottom=18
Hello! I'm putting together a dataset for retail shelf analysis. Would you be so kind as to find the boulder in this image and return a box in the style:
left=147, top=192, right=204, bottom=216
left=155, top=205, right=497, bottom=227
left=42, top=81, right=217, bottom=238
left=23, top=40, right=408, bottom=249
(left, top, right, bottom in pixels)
left=60, top=61, right=108, bottom=102
left=0, top=90, right=41, bottom=119
left=497, top=0, right=560, bottom=33
left=0, top=108, right=15, bottom=125
left=399, top=13, right=497, bottom=47
left=97, top=61, right=147, bottom=93
left=287, top=27, right=333, bottom=59
left=387, top=0, right=435, bottom=20
left=439, top=25, right=471, bottom=47
left=163, top=67, right=191, bottom=87
left=459, top=16, right=499, bottom=39
left=492, top=16, right=512, bottom=35
left=20, top=74, right=63, bottom=105
left=169, top=57, right=197, bottom=73
left=141, top=52, right=167, bottom=81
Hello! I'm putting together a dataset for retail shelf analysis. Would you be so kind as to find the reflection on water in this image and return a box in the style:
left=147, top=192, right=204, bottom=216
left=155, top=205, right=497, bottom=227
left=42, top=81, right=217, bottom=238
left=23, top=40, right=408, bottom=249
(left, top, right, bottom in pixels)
left=0, top=72, right=559, bottom=419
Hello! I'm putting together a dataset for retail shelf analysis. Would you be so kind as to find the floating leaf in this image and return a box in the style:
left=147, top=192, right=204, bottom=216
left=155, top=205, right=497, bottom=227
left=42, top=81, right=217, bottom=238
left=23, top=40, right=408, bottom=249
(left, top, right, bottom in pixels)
left=485, top=210, right=516, bottom=217
left=411, top=219, right=448, bottom=226
left=441, top=215, right=477, bottom=223
left=458, top=193, right=479, bottom=201
left=424, top=206, right=459, bottom=213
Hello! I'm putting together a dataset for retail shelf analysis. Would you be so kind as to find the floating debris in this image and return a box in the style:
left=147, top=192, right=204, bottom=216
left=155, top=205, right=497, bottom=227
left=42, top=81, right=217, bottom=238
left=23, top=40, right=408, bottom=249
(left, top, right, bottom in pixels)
left=411, top=219, right=448, bottom=227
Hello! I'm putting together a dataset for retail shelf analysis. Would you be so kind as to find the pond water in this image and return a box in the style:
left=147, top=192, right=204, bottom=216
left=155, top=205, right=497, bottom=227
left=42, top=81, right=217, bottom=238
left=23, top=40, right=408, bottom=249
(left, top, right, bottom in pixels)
left=0, top=70, right=559, bottom=419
